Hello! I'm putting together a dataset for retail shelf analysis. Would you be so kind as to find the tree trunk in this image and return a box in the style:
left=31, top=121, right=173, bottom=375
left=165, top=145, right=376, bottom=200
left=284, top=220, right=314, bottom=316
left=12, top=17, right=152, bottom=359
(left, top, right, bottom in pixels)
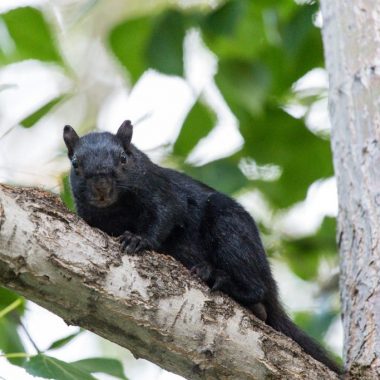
left=0, top=184, right=337, bottom=379
left=320, top=2, right=380, bottom=378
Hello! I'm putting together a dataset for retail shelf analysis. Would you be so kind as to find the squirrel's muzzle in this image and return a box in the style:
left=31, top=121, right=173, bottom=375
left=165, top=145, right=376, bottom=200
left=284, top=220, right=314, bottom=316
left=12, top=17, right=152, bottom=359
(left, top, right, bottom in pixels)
left=88, top=177, right=117, bottom=207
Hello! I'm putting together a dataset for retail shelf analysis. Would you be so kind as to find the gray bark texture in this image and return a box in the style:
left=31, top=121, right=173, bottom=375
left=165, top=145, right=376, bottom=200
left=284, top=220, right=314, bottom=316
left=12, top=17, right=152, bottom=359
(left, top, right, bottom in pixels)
left=320, top=1, right=380, bottom=378
left=0, top=184, right=338, bottom=379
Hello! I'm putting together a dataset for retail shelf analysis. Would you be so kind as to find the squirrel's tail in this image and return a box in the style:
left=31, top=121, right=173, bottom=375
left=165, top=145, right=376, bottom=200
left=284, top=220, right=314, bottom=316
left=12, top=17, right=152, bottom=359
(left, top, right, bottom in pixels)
left=265, top=298, right=342, bottom=374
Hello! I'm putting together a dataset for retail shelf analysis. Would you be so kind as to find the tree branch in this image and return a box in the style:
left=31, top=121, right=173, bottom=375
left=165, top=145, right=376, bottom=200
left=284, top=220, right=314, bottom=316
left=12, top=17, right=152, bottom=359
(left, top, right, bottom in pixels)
left=0, top=184, right=338, bottom=379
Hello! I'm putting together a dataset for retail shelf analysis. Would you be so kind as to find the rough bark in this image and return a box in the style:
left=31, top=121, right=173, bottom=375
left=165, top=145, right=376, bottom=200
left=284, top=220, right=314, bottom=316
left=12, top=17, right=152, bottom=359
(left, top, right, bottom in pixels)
left=320, top=2, right=380, bottom=378
left=0, top=184, right=338, bottom=380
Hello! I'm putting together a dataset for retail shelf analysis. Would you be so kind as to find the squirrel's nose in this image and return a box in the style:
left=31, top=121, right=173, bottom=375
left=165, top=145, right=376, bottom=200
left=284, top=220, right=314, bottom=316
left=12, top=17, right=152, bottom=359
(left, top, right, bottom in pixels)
left=92, top=178, right=112, bottom=198
left=95, top=178, right=108, bottom=190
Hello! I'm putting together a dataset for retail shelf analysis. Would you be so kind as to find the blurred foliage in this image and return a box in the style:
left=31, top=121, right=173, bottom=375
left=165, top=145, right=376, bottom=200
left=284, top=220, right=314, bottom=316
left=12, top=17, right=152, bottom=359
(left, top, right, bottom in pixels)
left=0, top=7, right=62, bottom=65
left=24, top=355, right=98, bottom=380
left=24, top=354, right=129, bottom=380
left=0, top=288, right=26, bottom=366
left=0, top=288, right=128, bottom=379
left=283, top=217, right=337, bottom=281
left=186, top=154, right=249, bottom=195
left=69, top=358, right=128, bottom=380
left=110, top=0, right=331, bottom=208
left=46, top=330, right=83, bottom=351
left=20, top=96, right=67, bottom=128
left=294, top=310, right=336, bottom=345
left=0, top=0, right=340, bottom=377
left=60, top=175, right=75, bottom=212
left=173, top=100, right=216, bottom=157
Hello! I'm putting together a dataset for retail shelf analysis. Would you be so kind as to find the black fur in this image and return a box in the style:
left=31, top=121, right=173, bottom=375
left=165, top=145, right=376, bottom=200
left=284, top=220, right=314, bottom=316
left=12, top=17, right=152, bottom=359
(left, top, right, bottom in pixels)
left=63, top=121, right=341, bottom=374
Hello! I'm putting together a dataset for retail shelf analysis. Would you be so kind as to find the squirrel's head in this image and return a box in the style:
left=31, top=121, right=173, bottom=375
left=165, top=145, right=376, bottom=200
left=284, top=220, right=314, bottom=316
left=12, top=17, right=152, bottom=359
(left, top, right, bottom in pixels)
left=63, top=120, right=134, bottom=208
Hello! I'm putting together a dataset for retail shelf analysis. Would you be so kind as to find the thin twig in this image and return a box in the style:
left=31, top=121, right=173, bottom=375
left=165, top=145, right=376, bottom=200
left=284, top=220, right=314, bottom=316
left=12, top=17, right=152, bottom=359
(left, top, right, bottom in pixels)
left=19, top=320, right=41, bottom=354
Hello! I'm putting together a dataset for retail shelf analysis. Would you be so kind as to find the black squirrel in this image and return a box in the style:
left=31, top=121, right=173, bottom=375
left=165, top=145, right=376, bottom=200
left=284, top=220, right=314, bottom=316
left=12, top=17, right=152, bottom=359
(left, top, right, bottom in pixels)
left=63, top=120, right=341, bottom=374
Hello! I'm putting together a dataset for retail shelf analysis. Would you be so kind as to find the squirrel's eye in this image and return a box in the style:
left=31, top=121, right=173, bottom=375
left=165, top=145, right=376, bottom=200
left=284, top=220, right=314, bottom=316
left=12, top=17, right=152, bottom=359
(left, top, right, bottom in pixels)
left=120, top=152, right=127, bottom=164
left=72, top=156, right=79, bottom=169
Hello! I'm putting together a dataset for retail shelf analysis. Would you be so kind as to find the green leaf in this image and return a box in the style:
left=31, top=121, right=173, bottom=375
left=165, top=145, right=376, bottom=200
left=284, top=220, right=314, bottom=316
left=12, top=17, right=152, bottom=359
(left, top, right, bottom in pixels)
left=60, top=175, right=75, bottom=212
left=20, top=95, right=66, bottom=128
left=0, top=289, right=25, bottom=365
left=0, top=7, right=62, bottom=65
left=109, top=9, right=187, bottom=82
left=294, top=310, right=337, bottom=344
left=283, top=245, right=321, bottom=280
left=185, top=154, right=248, bottom=195
left=109, top=16, right=152, bottom=83
left=281, top=2, right=323, bottom=77
left=0, top=299, right=23, bottom=319
left=24, top=354, right=96, bottom=380
left=173, top=100, right=216, bottom=157
left=229, top=105, right=333, bottom=208
left=283, top=217, right=337, bottom=280
left=209, top=3, right=328, bottom=208
left=287, top=217, right=337, bottom=257
left=207, top=2, right=323, bottom=98
left=0, top=288, right=25, bottom=313
left=201, top=0, right=265, bottom=61
left=216, top=59, right=271, bottom=115
left=201, top=1, right=296, bottom=61
left=0, top=318, right=26, bottom=366
left=46, top=330, right=82, bottom=351
left=146, top=10, right=186, bottom=77
left=71, top=358, right=128, bottom=380
left=202, top=0, right=248, bottom=37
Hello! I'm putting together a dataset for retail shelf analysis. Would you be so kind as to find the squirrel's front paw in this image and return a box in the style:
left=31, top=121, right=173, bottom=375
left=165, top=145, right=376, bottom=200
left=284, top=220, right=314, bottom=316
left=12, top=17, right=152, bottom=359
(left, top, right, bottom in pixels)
left=119, top=231, right=151, bottom=254
left=190, top=262, right=213, bottom=282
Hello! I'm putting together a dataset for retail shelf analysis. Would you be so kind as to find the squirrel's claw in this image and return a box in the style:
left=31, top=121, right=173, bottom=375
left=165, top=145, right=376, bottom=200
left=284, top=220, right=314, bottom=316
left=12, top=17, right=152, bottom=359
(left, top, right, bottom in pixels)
left=119, top=231, right=150, bottom=254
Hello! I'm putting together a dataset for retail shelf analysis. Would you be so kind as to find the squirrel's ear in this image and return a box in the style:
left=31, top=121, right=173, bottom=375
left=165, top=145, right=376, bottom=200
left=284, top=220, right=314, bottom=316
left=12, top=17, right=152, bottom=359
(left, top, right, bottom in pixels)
left=117, top=120, right=133, bottom=150
left=63, top=125, right=79, bottom=158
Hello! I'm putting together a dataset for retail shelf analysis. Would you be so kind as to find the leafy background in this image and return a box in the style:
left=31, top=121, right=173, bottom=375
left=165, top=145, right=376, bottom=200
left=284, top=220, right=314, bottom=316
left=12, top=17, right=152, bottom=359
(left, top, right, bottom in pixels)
left=0, top=0, right=341, bottom=379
